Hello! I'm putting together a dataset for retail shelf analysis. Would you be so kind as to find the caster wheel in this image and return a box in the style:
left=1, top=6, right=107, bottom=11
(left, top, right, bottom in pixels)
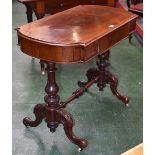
left=78, top=148, right=83, bottom=152
left=41, top=70, right=45, bottom=75
left=125, top=104, right=129, bottom=107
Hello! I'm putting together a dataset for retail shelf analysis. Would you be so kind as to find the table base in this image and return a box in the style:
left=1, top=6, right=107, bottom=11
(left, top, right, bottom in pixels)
left=23, top=50, right=129, bottom=150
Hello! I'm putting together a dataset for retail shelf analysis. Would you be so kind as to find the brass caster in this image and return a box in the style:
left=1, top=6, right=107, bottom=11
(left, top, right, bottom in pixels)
left=41, top=70, right=45, bottom=75
left=125, top=104, right=129, bottom=107
left=78, top=148, right=83, bottom=152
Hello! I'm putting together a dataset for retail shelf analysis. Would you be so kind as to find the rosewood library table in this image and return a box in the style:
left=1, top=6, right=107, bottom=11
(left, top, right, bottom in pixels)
left=18, top=0, right=118, bottom=74
left=17, top=5, right=137, bottom=151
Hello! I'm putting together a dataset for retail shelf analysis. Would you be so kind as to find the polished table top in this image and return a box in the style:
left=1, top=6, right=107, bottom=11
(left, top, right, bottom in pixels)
left=18, top=5, right=137, bottom=63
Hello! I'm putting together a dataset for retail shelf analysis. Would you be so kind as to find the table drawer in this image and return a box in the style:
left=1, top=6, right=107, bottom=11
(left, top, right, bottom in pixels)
left=83, top=19, right=136, bottom=61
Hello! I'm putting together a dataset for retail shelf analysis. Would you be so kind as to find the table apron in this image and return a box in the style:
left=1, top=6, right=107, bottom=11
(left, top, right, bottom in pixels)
left=18, top=19, right=136, bottom=64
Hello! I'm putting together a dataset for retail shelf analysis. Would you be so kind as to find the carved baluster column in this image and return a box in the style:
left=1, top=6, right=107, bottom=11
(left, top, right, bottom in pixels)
left=97, top=51, right=129, bottom=105
left=96, top=51, right=110, bottom=91
left=43, top=62, right=88, bottom=149
left=44, top=62, right=60, bottom=132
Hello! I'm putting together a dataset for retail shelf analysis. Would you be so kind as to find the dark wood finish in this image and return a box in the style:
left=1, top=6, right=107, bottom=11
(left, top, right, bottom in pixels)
left=18, top=0, right=118, bottom=73
left=18, top=6, right=137, bottom=149
left=18, top=5, right=137, bottom=64
left=78, top=51, right=129, bottom=105
left=23, top=62, right=88, bottom=149
left=23, top=104, right=46, bottom=127
left=60, top=76, right=99, bottom=109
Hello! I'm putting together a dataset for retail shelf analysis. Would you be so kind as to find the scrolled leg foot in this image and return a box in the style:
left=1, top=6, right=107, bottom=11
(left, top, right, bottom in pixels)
left=58, top=109, right=88, bottom=150
left=106, top=71, right=129, bottom=105
left=125, top=103, right=129, bottom=107
left=23, top=117, right=33, bottom=127
left=23, top=104, right=46, bottom=127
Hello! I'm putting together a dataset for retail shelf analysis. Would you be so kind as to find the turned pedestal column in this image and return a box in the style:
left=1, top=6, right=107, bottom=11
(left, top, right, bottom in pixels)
left=78, top=51, right=129, bottom=106
left=23, top=62, right=88, bottom=151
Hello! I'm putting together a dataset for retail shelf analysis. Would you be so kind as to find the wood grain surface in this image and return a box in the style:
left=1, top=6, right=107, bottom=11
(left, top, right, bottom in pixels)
left=18, top=5, right=137, bottom=63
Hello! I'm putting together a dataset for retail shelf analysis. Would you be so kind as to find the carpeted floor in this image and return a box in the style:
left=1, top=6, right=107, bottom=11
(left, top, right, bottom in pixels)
left=12, top=1, right=143, bottom=155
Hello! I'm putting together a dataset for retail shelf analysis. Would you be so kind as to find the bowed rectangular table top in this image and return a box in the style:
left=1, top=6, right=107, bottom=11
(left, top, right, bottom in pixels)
left=18, top=5, right=137, bottom=63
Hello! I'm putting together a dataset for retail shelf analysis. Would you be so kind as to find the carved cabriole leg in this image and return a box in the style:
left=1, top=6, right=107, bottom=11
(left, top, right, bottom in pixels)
left=103, top=70, right=129, bottom=104
left=23, top=104, right=46, bottom=127
left=57, top=109, right=88, bottom=150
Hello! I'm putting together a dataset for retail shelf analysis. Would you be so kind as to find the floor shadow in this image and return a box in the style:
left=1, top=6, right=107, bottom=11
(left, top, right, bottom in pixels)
left=49, top=145, right=63, bottom=155
left=24, top=128, right=63, bottom=155
left=24, top=128, right=46, bottom=154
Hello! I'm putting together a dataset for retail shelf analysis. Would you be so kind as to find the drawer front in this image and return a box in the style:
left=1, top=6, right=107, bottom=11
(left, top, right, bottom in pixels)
left=83, top=20, right=136, bottom=62
left=98, top=22, right=133, bottom=53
